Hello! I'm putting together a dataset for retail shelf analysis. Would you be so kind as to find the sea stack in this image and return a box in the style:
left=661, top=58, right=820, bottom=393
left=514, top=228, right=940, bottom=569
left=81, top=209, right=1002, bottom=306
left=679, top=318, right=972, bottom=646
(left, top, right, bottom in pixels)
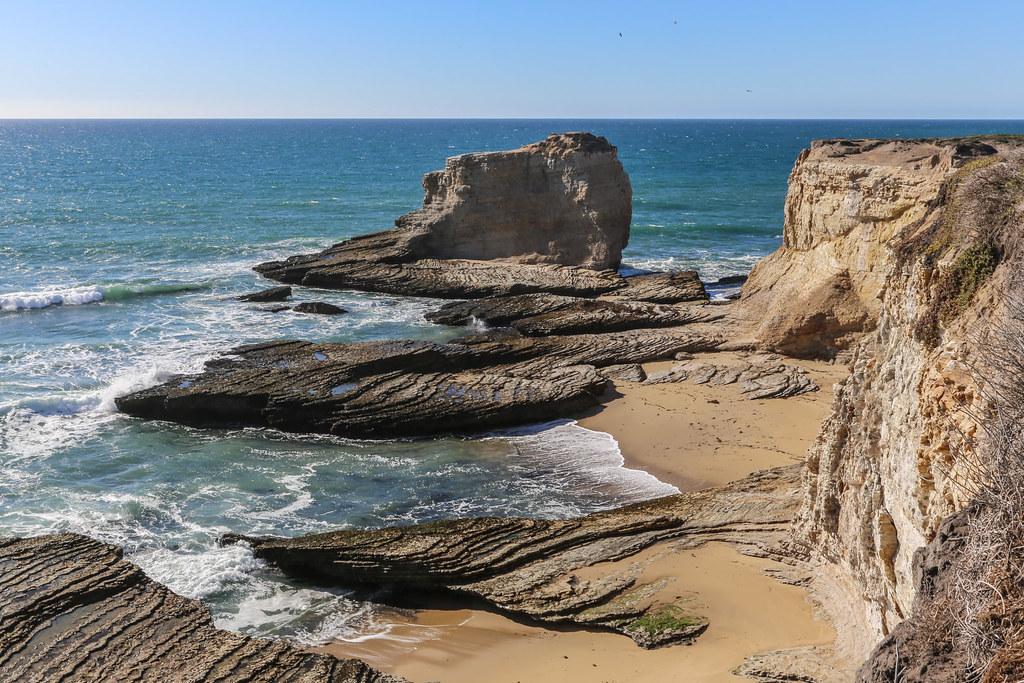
left=254, top=132, right=633, bottom=298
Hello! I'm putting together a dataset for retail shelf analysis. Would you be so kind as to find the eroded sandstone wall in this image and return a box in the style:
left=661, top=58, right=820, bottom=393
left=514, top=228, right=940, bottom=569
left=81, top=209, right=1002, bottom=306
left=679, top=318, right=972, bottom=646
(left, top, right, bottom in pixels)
left=744, top=138, right=1023, bottom=661
left=401, top=132, right=632, bottom=269
left=741, top=139, right=967, bottom=358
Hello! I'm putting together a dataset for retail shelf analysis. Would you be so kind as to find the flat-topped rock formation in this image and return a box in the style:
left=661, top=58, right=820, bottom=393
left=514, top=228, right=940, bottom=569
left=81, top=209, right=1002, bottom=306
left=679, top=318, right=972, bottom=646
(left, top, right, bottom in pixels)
left=0, top=534, right=402, bottom=683
left=115, top=329, right=722, bottom=438
left=255, top=132, right=633, bottom=298
left=224, top=466, right=802, bottom=649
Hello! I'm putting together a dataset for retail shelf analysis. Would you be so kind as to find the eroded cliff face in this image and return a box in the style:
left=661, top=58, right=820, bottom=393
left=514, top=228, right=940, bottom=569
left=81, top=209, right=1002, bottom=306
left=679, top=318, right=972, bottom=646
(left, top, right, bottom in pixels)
left=747, top=137, right=1024, bottom=665
left=740, top=139, right=993, bottom=358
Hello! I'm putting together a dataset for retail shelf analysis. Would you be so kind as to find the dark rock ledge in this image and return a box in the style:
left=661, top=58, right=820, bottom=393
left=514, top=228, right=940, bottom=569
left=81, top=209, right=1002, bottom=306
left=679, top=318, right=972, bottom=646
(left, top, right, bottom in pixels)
left=0, top=534, right=403, bottom=683
left=115, top=329, right=723, bottom=438
left=224, top=465, right=802, bottom=649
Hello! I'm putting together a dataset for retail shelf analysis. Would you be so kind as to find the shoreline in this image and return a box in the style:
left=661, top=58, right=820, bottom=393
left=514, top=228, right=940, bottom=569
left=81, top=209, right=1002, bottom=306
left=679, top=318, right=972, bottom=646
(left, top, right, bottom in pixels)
left=319, top=352, right=848, bottom=682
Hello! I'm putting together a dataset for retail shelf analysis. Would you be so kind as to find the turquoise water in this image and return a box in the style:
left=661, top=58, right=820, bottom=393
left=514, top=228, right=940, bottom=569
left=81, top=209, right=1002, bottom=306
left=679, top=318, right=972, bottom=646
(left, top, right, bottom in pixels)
left=2, top=119, right=1023, bottom=643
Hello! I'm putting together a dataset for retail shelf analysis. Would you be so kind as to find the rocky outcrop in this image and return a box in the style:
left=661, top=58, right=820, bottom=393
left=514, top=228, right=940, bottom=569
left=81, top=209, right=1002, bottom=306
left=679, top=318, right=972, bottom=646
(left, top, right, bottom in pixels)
left=643, top=355, right=819, bottom=400
left=255, top=133, right=633, bottom=298
left=224, top=466, right=801, bottom=649
left=292, top=301, right=347, bottom=315
left=116, top=329, right=721, bottom=438
left=0, top=533, right=401, bottom=683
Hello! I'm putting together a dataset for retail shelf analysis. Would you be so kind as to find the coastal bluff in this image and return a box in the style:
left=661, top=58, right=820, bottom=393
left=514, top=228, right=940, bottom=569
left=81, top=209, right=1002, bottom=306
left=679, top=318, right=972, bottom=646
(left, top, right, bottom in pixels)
left=254, top=132, right=633, bottom=298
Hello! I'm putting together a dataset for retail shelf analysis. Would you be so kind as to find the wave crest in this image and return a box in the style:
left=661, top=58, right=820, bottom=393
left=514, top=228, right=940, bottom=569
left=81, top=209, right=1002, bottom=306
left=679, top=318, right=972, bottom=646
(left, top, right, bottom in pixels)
left=0, top=282, right=210, bottom=312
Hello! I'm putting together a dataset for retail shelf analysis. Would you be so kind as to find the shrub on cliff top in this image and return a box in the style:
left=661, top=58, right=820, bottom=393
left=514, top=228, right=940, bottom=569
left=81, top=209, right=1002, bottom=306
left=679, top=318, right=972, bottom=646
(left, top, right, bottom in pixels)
left=912, top=157, right=1021, bottom=348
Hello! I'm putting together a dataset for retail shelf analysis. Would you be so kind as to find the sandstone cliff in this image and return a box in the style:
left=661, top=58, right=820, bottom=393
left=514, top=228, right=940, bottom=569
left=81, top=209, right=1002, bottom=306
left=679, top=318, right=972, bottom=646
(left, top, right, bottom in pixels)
left=742, top=137, right=1024, bottom=673
left=255, top=132, right=633, bottom=297
left=740, top=138, right=997, bottom=358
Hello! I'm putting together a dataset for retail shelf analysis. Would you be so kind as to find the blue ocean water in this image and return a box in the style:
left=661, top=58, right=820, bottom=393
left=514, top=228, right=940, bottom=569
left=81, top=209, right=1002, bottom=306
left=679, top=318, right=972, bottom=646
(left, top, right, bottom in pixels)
left=2, top=119, right=1023, bottom=643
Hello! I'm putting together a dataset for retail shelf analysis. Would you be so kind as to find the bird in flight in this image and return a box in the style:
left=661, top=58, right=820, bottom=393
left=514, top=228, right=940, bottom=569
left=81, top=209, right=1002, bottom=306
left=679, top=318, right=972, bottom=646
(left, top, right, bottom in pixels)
left=619, top=32, right=623, bottom=37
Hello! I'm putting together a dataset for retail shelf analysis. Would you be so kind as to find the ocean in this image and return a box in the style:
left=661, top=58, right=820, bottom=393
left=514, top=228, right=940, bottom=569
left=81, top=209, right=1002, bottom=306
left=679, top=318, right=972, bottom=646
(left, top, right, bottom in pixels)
left=2, top=119, right=1023, bottom=643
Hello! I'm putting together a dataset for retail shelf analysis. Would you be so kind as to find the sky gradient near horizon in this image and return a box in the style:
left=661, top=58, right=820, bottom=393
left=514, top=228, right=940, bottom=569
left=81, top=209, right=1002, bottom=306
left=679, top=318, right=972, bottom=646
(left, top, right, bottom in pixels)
left=3, top=0, right=1023, bottom=119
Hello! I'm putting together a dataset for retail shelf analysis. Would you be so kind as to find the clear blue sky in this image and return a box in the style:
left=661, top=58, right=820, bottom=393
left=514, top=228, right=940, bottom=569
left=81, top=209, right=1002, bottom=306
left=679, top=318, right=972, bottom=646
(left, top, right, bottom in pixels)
left=2, top=0, right=1022, bottom=118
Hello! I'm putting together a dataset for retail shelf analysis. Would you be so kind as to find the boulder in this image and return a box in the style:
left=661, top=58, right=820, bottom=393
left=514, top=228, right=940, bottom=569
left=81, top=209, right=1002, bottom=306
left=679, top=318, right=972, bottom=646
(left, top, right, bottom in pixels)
left=0, top=534, right=402, bottom=683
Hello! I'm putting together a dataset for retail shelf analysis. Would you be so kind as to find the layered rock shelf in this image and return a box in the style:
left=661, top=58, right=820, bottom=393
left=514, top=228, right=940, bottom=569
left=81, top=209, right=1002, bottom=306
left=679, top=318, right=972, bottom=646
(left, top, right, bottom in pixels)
left=0, top=534, right=402, bottom=683
left=224, top=466, right=802, bottom=649
left=643, top=356, right=819, bottom=400
left=116, top=329, right=721, bottom=438
left=425, top=290, right=714, bottom=337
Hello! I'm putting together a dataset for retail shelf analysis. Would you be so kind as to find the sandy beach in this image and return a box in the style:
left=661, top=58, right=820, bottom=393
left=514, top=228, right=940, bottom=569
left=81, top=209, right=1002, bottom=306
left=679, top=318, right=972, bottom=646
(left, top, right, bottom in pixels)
left=321, top=353, right=847, bottom=682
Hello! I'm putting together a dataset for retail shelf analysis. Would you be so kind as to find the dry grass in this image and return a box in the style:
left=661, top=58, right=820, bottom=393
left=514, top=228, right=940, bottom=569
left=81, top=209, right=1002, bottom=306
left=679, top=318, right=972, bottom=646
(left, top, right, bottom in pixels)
left=946, top=281, right=1024, bottom=682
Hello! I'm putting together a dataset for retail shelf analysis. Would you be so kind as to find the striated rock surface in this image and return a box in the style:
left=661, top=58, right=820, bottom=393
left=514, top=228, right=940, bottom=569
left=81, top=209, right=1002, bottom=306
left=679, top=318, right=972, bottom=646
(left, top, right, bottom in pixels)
left=224, top=466, right=802, bottom=649
left=116, top=329, right=721, bottom=438
left=425, top=292, right=714, bottom=337
left=643, top=355, right=819, bottom=400
left=237, top=285, right=292, bottom=302
left=855, top=508, right=974, bottom=683
left=0, top=533, right=402, bottom=683
left=606, top=271, right=709, bottom=303
left=255, top=133, right=633, bottom=298
left=597, top=363, right=647, bottom=383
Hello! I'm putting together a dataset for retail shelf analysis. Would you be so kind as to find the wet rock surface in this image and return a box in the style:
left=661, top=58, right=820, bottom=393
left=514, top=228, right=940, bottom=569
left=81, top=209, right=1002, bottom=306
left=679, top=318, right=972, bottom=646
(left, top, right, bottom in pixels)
left=116, top=329, right=721, bottom=438
left=224, top=466, right=802, bottom=649
left=237, top=285, right=293, bottom=302
left=0, top=533, right=402, bottom=683
left=255, top=133, right=633, bottom=298
left=643, top=356, right=819, bottom=399
left=292, top=301, right=347, bottom=315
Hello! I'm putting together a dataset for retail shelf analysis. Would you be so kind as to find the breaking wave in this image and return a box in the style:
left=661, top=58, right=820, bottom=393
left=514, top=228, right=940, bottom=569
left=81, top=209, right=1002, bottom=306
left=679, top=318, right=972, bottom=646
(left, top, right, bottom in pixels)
left=0, top=281, right=211, bottom=312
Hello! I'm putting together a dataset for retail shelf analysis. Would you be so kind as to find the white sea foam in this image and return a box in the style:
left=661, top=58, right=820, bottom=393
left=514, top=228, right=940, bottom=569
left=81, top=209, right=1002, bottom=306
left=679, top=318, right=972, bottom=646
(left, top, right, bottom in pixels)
left=136, top=542, right=263, bottom=599
left=491, top=420, right=679, bottom=504
left=1, top=286, right=104, bottom=311
left=0, top=281, right=212, bottom=312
